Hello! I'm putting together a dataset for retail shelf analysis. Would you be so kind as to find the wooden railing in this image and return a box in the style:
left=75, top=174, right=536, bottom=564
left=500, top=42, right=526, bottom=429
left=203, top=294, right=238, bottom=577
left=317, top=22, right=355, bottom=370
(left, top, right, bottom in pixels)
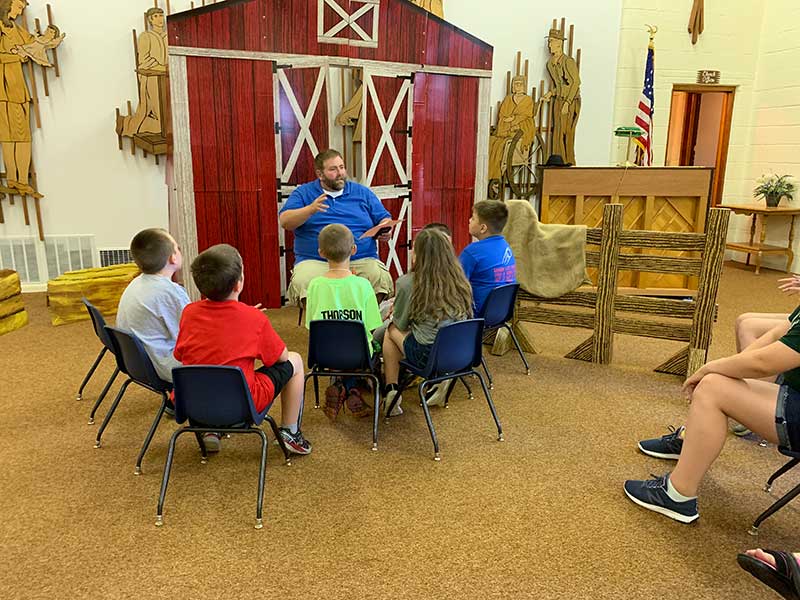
left=503, top=203, right=730, bottom=377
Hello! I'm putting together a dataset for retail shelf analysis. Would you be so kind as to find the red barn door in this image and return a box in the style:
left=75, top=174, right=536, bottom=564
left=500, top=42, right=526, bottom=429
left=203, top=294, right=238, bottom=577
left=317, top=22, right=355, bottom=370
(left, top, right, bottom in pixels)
left=412, top=73, right=480, bottom=254
left=186, top=55, right=281, bottom=307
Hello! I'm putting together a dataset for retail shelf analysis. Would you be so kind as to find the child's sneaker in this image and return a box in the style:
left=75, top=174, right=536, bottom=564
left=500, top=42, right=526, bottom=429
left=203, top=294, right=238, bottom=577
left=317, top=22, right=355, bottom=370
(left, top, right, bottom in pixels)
left=278, top=428, right=312, bottom=455
left=323, top=380, right=345, bottom=421
left=425, top=381, right=452, bottom=407
left=385, top=388, right=403, bottom=416
left=638, top=425, right=684, bottom=460
left=730, top=421, right=752, bottom=437
left=202, top=432, right=221, bottom=453
left=345, top=388, right=371, bottom=418
left=623, top=474, right=699, bottom=523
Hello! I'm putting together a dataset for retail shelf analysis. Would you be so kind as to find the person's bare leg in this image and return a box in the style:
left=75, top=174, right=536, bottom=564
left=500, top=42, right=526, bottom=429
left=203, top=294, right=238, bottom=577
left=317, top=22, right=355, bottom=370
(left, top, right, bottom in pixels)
left=736, top=313, right=788, bottom=353
left=382, top=324, right=407, bottom=385
left=669, top=375, right=780, bottom=497
left=279, top=351, right=305, bottom=427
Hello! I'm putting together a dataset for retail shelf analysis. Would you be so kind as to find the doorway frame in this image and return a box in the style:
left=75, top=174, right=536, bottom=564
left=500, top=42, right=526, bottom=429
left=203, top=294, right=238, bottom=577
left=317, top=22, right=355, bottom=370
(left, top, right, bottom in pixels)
left=665, top=84, right=737, bottom=207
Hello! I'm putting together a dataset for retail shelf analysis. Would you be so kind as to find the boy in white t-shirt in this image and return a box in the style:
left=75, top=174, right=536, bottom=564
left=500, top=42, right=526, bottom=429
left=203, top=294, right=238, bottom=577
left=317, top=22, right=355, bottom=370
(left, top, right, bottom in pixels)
left=116, top=228, right=189, bottom=384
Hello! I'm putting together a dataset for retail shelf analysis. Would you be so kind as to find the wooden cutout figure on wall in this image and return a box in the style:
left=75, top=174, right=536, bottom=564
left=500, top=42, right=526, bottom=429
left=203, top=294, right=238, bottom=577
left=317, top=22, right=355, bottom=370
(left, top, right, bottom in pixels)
left=544, top=27, right=581, bottom=165
left=688, top=0, right=704, bottom=45
left=115, top=5, right=169, bottom=163
left=0, top=0, right=63, bottom=241
left=488, top=75, right=536, bottom=184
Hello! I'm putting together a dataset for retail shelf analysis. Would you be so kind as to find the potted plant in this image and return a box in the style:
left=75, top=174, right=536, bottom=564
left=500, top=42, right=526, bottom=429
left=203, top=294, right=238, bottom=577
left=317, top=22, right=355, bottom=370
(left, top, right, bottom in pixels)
left=754, top=174, right=796, bottom=207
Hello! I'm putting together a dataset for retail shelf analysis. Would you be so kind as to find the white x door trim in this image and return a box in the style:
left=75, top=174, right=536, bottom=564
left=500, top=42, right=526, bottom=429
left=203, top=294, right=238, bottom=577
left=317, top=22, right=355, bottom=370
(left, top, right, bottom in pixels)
left=275, top=67, right=327, bottom=184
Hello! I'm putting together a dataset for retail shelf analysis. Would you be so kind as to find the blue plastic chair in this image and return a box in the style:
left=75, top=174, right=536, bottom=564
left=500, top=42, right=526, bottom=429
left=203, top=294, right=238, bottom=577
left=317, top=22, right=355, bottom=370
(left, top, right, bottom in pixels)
left=94, top=326, right=172, bottom=476
left=304, top=320, right=382, bottom=450
left=78, top=299, right=121, bottom=425
left=750, top=445, right=800, bottom=535
left=385, top=319, right=504, bottom=460
left=157, top=366, right=292, bottom=529
left=478, top=283, right=530, bottom=389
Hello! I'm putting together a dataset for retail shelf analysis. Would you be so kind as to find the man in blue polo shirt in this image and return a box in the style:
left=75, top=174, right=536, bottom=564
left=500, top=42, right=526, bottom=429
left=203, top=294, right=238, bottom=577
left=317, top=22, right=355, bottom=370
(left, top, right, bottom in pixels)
left=279, top=149, right=394, bottom=305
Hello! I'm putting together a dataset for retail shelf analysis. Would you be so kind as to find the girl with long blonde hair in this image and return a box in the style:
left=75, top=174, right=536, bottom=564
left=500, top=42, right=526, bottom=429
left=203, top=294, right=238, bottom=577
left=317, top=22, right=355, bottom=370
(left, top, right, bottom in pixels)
left=382, top=228, right=473, bottom=415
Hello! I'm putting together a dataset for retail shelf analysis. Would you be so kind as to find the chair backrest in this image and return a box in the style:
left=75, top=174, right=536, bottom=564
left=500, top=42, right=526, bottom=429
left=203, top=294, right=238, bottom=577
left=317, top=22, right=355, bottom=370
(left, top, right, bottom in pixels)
left=105, top=326, right=170, bottom=392
left=82, top=298, right=114, bottom=351
left=419, top=319, right=485, bottom=378
left=479, top=283, right=520, bottom=329
left=172, top=366, right=260, bottom=427
left=307, top=319, right=373, bottom=371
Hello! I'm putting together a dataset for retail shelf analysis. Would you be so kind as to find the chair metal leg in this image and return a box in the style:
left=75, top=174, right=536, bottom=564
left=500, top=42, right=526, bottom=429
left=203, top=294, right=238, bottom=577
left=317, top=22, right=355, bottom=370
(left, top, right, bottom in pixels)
left=88, top=367, right=120, bottom=425
left=444, top=379, right=457, bottom=407
left=370, top=374, right=381, bottom=451
left=750, top=481, right=800, bottom=535
left=94, top=378, right=132, bottom=448
left=134, top=394, right=167, bottom=475
left=264, top=415, right=292, bottom=466
left=764, top=458, right=800, bottom=492
left=314, top=375, right=320, bottom=409
left=255, top=428, right=269, bottom=529
left=418, top=381, right=441, bottom=461
left=459, top=376, right=474, bottom=400
left=385, top=379, right=408, bottom=423
left=194, top=432, right=209, bottom=463
left=481, top=356, right=493, bottom=390
left=474, top=370, right=504, bottom=442
left=156, top=428, right=185, bottom=526
left=505, top=324, right=530, bottom=375
left=77, top=347, right=107, bottom=400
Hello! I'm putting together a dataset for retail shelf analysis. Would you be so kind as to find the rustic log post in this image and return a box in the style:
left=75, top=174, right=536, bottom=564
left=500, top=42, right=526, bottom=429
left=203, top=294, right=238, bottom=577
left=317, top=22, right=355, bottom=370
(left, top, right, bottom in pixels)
left=686, top=207, right=730, bottom=375
left=592, top=203, right=623, bottom=363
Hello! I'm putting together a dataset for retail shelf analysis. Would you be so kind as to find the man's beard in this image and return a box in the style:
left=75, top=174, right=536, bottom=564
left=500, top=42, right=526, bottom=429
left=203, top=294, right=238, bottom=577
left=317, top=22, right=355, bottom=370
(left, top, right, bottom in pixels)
left=322, top=175, right=347, bottom=191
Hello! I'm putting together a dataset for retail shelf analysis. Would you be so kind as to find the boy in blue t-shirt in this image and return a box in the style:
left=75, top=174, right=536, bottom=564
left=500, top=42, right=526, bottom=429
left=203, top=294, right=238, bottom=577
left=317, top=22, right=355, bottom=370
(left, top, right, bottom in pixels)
left=459, top=200, right=516, bottom=315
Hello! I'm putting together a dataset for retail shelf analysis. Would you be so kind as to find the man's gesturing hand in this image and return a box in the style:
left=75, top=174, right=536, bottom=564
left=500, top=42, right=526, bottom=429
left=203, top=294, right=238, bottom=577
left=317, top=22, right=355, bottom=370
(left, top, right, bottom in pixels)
left=309, top=193, right=330, bottom=214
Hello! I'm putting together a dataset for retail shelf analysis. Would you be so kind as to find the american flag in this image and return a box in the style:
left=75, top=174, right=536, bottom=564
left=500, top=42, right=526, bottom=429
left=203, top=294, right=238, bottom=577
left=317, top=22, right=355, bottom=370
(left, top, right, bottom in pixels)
left=634, top=44, right=655, bottom=166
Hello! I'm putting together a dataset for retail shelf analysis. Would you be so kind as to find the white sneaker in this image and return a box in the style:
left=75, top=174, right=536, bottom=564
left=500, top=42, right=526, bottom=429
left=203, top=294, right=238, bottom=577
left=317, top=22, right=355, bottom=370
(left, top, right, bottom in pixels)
left=385, top=388, right=403, bottom=416
left=425, top=381, right=452, bottom=407
left=202, top=432, right=221, bottom=452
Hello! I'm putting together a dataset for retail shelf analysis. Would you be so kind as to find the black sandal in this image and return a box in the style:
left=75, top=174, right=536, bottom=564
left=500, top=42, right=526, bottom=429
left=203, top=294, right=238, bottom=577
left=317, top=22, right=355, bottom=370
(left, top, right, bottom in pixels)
left=737, top=550, right=800, bottom=600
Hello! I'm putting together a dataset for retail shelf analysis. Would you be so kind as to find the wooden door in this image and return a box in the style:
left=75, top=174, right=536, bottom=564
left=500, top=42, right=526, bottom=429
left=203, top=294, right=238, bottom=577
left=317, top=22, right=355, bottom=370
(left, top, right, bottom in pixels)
left=185, top=56, right=281, bottom=307
left=274, top=62, right=330, bottom=299
left=411, top=73, right=480, bottom=254
left=360, top=66, right=413, bottom=279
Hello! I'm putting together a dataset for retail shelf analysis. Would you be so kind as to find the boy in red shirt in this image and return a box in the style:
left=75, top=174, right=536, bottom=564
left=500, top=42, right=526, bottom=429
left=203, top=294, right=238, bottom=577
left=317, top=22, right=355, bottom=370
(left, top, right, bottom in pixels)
left=174, top=244, right=312, bottom=455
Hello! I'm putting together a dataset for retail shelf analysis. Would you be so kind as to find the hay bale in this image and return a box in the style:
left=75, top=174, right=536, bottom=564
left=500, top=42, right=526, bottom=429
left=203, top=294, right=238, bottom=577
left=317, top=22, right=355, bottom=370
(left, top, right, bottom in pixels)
left=47, top=264, right=140, bottom=326
left=0, top=269, right=28, bottom=336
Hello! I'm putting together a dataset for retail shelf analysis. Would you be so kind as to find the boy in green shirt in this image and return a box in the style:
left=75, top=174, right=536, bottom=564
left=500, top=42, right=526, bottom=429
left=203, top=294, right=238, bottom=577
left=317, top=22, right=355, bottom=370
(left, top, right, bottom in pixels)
left=306, top=223, right=383, bottom=420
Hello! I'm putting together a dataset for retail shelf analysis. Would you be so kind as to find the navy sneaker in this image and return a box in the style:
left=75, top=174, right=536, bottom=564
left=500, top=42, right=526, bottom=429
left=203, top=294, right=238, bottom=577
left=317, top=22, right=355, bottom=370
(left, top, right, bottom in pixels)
left=623, top=474, right=699, bottom=523
left=278, top=428, right=312, bottom=455
left=638, top=425, right=684, bottom=460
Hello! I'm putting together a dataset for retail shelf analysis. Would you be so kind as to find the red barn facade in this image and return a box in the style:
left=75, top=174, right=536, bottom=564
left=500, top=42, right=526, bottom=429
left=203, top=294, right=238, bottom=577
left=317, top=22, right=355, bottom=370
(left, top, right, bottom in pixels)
left=167, top=0, right=493, bottom=306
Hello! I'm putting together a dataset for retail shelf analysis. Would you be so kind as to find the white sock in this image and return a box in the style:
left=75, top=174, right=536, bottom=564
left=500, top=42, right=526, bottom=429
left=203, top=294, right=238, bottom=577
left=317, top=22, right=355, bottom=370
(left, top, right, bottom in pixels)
left=666, top=475, right=696, bottom=502
left=284, top=422, right=299, bottom=434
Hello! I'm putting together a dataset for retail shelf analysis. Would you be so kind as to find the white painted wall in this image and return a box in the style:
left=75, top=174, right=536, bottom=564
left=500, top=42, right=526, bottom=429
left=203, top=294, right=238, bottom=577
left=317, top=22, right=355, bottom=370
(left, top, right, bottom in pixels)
left=445, top=0, right=623, bottom=166
left=734, top=0, right=800, bottom=272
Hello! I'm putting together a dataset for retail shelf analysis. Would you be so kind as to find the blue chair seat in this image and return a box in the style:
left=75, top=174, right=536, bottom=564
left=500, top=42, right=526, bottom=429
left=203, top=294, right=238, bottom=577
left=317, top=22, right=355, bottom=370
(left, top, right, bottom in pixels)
left=478, top=283, right=531, bottom=390
left=79, top=299, right=122, bottom=425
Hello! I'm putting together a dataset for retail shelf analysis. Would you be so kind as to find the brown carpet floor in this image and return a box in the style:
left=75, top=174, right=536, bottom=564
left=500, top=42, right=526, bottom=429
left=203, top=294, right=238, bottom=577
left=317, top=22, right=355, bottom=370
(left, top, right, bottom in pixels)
left=1, top=261, right=796, bottom=599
